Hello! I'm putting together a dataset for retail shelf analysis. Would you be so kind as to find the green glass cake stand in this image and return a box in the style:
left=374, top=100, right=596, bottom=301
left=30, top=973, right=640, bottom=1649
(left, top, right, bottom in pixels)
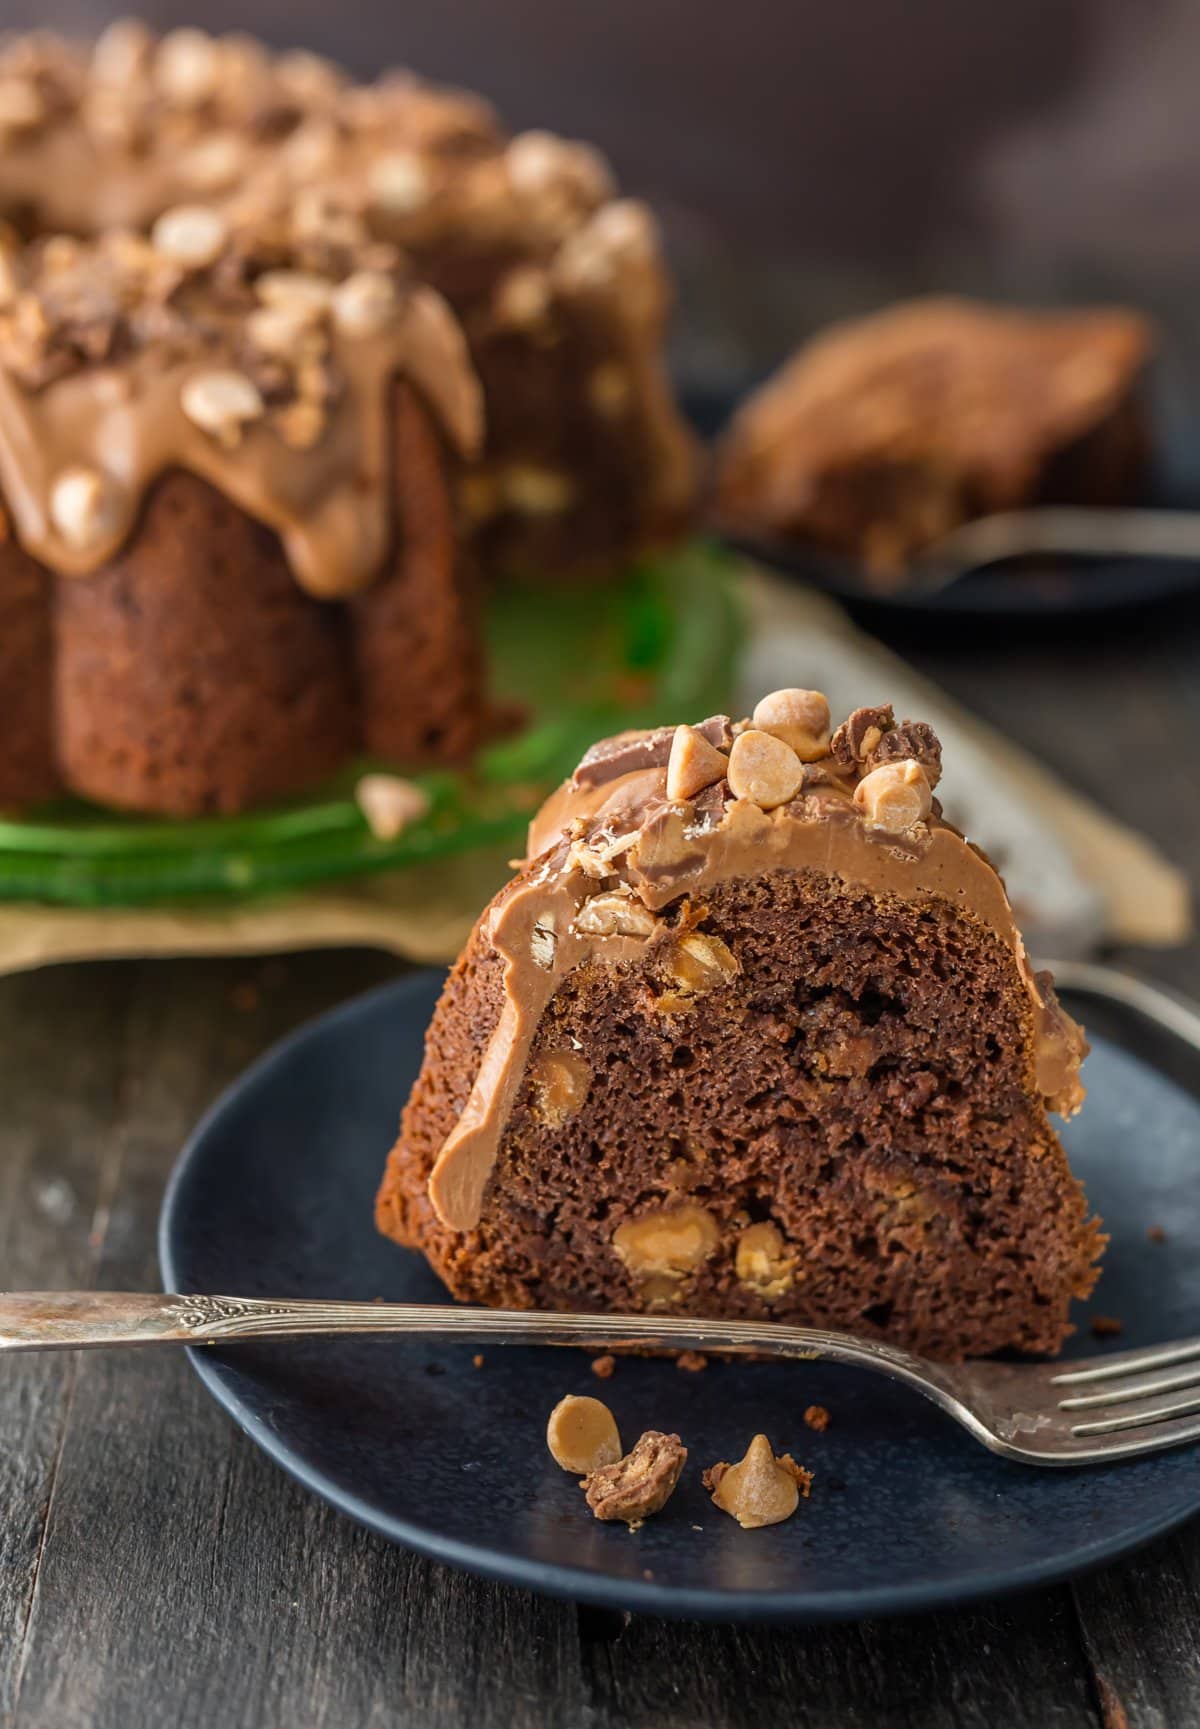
left=0, top=541, right=742, bottom=907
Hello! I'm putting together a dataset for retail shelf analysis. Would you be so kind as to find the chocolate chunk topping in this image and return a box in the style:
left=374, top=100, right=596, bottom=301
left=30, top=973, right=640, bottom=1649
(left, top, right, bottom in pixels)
left=688, top=779, right=730, bottom=830
left=572, top=725, right=675, bottom=788
left=583, top=1429, right=687, bottom=1525
left=830, top=703, right=894, bottom=771
left=694, top=713, right=734, bottom=751
left=866, top=719, right=942, bottom=789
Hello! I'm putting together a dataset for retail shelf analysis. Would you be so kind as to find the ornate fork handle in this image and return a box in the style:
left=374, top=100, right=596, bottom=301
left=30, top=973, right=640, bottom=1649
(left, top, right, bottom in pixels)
left=10, top=1293, right=1200, bottom=1465
left=0, top=1290, right=946, bottom=1391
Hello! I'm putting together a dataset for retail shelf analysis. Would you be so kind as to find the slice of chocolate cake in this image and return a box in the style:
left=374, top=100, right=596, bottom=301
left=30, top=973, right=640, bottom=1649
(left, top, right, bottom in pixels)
left=377, top=690, right=1103, bottom=1362
left=712, top=296, right=1153, bottom=581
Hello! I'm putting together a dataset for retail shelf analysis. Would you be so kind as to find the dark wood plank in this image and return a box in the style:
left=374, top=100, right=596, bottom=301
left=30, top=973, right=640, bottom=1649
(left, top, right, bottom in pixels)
left=580, top=1593, right=1099, bottom=1729
left=3, top=952, right=586, bottom=1729
left=1071, top=1532, right=1200, bottom=1728
left=0, top=962, right=140, bottom=1724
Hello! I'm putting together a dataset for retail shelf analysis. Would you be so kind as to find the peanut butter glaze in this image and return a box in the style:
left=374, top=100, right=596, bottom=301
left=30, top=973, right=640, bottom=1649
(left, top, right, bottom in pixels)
left=0, top=227, right=480, bottom=597
left=428, top=705, right=1087, bottom=1232
left=0, top=25, right=697, bottom=558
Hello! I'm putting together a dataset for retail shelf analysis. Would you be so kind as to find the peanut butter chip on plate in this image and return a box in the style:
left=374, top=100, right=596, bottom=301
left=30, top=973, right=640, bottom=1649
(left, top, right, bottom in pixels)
left=546, top=1395, right=622, bottom=1475
left=704, top=1434, right=812, bottom=1528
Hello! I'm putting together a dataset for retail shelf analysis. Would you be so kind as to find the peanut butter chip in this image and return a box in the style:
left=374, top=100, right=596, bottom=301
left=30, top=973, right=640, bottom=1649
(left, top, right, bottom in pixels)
left=502, top=465, right=577, bottom=516
left=666, top=724, right=729, bottom=803
left=588, top=364, right=631, bottom=416
left=355, top=774, right=430, bottom=842
left=530, top=914, right=558, bottom=969
left=613, top=1204, right=720, bottom=1283
left=528, top=1049, right=592, bottom=1126
left=255, top=270, right=333, bottom=320
left=155, top=28, right=220, bottom=104
left=751, top=689, right=832, bottom=762
left=331, top=271, right=398, bottom=338
left=735, top=1222, right=795, bottom=1301
left=854, top=759, right=932, bottom=835
left=656, top=932, right=739, bottom=1011
left=704, top=1434, right=812, bottom=1528
left=493, top=267, right=551, bottom=329
left=179, top=133, right=246, bottom=193
left=583, top=1430, right=687, bottom=1526
left=0, top=81, right=44, bottom=134
left=369, top=151, right=433, bottom=214
left=50, top=466, right=121, bottom=552
left=150, top=204, right=228, bottom=269
left=574, top=890, right=657, bottom=939
left=546, top=1395, right=622, bottom=1475
left=92, top=19, right=153, bottom=84
left=180, top=370, right=264, bottom=448
left=727, top=730, right=803, bottom=810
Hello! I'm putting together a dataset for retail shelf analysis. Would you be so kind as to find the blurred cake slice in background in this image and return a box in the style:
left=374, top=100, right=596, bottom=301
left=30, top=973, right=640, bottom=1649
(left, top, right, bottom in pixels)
left=712, top=296, right=1153, bottom=583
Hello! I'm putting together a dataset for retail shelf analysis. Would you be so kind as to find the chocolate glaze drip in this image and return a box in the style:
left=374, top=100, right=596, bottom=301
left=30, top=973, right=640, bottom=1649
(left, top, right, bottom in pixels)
left=428, top=718, right=1088, bottom=1232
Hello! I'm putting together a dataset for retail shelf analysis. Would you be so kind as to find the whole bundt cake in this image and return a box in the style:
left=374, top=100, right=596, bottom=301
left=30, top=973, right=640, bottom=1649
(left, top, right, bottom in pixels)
left=0, top=23, right=696, bottom=590
left=0, top=200, right=484, bottom=815
left=377, top=690, right=1103, bottom=1361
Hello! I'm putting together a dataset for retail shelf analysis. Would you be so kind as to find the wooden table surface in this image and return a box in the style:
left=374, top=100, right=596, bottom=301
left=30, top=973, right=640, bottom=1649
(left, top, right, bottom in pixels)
left=2, top=595, right=1200, bottom=1729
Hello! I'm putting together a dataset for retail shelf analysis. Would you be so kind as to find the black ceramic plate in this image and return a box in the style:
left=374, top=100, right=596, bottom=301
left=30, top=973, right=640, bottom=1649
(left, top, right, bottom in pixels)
left=159, top=970, right=1200, bottom=1622
left=683, top=378, right=1200, bottom=621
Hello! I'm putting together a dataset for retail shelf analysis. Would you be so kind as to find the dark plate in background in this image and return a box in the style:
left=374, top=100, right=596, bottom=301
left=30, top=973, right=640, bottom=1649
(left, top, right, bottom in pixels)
left=683, top=372, right=1200, bottom=621
left=159, top=968, right=1200, bottom=1622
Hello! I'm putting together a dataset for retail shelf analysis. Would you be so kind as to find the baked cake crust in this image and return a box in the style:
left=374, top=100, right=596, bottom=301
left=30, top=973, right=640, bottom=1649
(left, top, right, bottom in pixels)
left=378, top=693, right=1102, bottom=1362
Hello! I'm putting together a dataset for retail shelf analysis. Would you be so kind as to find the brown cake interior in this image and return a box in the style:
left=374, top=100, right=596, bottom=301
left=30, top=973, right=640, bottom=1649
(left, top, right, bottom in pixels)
left=380, top=867, right=1101, bottom=1361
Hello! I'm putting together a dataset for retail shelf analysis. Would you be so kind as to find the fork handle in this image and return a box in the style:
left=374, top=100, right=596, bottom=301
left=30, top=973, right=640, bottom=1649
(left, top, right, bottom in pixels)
left=0, top=1291, right=945, bottom=1387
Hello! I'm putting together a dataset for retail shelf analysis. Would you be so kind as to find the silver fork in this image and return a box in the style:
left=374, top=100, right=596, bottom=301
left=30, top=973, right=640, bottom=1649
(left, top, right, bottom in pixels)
left=907, top=506, right=1200, bottom=595
left=2, top=1290, right=1198, bottom=1467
